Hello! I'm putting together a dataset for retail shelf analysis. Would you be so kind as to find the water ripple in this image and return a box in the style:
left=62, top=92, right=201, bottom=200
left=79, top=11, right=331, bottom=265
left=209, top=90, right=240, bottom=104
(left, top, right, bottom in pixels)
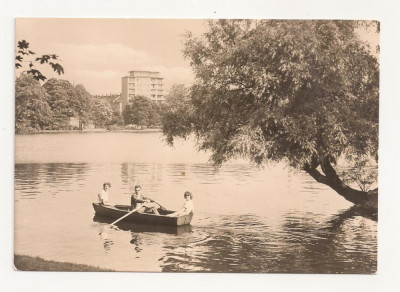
left=14, top=159, right=377, bottom=273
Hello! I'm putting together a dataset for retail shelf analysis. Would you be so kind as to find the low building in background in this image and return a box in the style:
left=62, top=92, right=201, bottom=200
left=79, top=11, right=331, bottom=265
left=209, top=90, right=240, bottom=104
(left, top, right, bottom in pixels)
left=121, top=70, right=164, bottom=110
left=69, top=117, right=80, bottom=129
left=68, top=117, right=95, bottom=130
left=93, top=94, right=122, bottom=115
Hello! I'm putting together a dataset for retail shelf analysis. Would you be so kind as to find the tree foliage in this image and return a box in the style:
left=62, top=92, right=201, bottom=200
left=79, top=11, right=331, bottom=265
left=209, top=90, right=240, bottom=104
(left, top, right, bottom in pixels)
left=15, top=75, right=116, bottom=132
left=123, top=96, right=160, bottom=128
left=15, top=74, right=53, bottom=132
left=161, top=84, right=193, bottom=144
left=91, top=98, right=113, bottom=127
left=149, top=102, right=162, bottom=128
left=43, top=79, right=78, bottom=129
left=163, top=20, right=379, bottom=206
left=16, top=40, right=64, bottom=81
left=74, top=84, right=94, bottom=128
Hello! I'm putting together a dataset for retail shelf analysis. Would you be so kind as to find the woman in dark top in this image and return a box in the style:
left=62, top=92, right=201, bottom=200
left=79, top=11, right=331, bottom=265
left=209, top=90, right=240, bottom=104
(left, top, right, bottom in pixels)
left=131, top=184, right=160, bottom=215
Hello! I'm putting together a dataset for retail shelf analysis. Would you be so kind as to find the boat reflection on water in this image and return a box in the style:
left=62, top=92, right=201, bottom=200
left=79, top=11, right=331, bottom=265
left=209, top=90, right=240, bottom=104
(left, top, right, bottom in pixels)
left=94, top=215, right=193, bottom=254
left=93, top=215, right=193, bottom=235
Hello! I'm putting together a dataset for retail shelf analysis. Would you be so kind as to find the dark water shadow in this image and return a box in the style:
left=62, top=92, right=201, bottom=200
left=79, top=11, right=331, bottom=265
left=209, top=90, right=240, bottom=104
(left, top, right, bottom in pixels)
left=159, top=207, right=377, bottom=273
left=93, top=215, right=192, bottom=235
left=276, top=206, right=377, bottom=274
left=160, top=213, right=275, bottom=273
left=332, top=204, right=377, bottom=223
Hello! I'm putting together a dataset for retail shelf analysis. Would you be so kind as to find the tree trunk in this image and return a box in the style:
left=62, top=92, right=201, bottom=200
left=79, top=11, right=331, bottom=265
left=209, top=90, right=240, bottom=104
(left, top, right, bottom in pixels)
left=303, top=157, right=378, bottom=219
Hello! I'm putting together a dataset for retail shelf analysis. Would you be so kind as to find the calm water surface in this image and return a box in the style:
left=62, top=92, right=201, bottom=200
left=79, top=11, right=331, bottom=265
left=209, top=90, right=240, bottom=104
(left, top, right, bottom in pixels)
left=14, top=132, right=377, bottom=273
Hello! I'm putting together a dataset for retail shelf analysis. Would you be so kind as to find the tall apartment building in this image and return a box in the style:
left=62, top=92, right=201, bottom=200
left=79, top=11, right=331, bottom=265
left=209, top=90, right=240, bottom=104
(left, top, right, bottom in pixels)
left=121, top=70, right=164, bottom=110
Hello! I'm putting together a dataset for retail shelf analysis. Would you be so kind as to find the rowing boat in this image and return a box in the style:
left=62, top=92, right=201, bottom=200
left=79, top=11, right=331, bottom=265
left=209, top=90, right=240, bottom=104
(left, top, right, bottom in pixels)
left=93, top=214, right=193, bottom=234
left=92, top=203, right=193, bottom=226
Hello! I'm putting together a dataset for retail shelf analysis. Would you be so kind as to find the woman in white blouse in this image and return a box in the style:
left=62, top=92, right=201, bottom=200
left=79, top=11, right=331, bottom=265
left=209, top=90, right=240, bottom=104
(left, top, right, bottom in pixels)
left=167, top=191, right=194, bottom=217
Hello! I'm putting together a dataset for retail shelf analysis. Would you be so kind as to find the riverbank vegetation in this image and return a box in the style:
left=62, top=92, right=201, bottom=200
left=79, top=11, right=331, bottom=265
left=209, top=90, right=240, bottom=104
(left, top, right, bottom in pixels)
left=162, top=20, right=379, bottom=218
left=14, top=254, right=113, bottom=271
left=15, top=74, right=116, bottom=133
left=123, top=95, right=162, bottom=129
left=15, top=39, right=165, bottom=134
left=15, top=74, right=165, bottom=134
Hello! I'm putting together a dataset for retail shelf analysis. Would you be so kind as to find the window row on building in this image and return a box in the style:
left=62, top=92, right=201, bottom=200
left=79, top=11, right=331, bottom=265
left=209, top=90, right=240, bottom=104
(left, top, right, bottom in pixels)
left=122, top=70, right=165, bottom=109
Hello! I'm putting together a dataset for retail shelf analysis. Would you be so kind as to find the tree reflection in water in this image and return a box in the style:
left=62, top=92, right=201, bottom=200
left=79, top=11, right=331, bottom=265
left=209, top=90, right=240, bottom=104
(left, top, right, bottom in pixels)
left=159, top=208, right=376, bottom=273
left=15, top=163, right=89, bottom=199
left=276, top=207, right=377, bottom=273
left=15, top=143, right=377, bottom=273
left=93, top=215, right=192, bottom=254
left=91, top=209, right=376, bottom=273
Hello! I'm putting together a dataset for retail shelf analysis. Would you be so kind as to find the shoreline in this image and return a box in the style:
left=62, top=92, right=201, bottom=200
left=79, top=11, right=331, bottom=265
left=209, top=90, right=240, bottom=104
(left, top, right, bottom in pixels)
left=14, top=254, right=113, bottom=272
left=16, top=128, right=162, bottom=135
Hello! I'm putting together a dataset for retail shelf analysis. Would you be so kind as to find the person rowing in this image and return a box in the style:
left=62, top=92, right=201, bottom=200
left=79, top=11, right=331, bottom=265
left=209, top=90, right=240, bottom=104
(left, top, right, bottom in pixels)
left=130, top=184, right=160, bottom=215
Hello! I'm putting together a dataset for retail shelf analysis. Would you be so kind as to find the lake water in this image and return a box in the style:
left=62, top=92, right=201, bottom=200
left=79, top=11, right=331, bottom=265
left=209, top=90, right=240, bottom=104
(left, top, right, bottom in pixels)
left=14, top=132, right=377, bottom=273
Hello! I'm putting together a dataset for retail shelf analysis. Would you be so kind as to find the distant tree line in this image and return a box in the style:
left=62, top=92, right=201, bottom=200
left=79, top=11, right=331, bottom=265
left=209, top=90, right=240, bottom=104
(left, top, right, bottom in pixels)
left=122, top=96, right=163, bottom=129
left=121, top=85, right=190, bottom=129
left=15, top=39, right=177, bottom=133
left=15, top=74, right=117, bottom=133
left=15, top=73, right=183, bottom=133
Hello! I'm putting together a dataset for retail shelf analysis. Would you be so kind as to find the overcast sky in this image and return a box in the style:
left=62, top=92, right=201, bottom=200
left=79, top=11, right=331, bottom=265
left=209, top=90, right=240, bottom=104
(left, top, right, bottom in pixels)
left=16, top=19, right=379, bottom=96
left=16, top=18, right=207, bottom=95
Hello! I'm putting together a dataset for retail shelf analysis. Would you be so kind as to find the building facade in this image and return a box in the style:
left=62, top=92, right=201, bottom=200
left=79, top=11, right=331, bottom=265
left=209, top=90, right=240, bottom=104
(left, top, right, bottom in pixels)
left=121, top=71, right=164, bottom=110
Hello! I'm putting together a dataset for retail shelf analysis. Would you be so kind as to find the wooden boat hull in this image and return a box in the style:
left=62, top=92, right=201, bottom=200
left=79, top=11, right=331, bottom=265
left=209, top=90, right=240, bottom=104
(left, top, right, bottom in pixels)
left=92, top=203, right=193, bottom=226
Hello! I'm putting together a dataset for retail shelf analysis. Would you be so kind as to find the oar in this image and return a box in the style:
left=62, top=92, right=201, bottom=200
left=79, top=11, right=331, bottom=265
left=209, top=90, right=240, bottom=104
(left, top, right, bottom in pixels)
left=108, top=207, right=140, bottom=228
left=150, top=199, right=167, bottom=210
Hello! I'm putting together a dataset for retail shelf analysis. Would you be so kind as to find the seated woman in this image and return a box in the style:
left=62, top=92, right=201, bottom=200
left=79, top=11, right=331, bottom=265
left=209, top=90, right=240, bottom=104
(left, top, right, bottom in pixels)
left=130, top=184, right=160, bottom=215
left=167, top=191, right=194, bottom=217
left=98, top=182, right=111, bottom=205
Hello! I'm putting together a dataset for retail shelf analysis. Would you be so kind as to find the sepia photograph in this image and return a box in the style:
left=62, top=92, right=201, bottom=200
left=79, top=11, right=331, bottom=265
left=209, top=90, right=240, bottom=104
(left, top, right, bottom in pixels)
left=13, top=17, right=380, bottom=274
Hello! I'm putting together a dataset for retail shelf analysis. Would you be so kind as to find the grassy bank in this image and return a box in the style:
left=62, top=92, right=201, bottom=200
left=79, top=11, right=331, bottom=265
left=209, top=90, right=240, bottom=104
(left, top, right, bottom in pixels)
left=14, top=255, right=113, bottom=272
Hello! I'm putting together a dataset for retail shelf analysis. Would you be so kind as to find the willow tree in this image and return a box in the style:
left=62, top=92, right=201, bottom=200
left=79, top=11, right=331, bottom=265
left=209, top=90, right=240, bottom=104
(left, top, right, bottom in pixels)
left=163, top=20, right=379, bottom=215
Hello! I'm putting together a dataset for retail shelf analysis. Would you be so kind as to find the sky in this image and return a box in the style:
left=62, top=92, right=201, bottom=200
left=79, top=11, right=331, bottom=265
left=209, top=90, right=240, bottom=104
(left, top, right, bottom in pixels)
left=16, top=18, right=380, bottom=97
left=16, top=18, right=207, bottom=95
